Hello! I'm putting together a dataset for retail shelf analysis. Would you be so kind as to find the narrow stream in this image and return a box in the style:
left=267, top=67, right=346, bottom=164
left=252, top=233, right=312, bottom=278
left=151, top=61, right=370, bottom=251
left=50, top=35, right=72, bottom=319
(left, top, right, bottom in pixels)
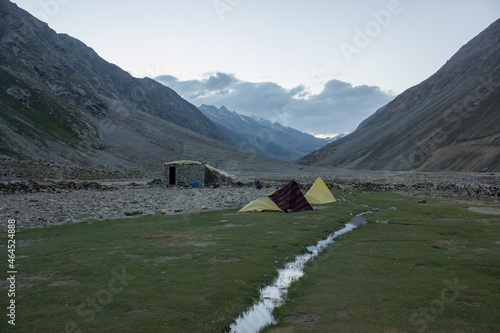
left=228, top=213, right=367, bottom=333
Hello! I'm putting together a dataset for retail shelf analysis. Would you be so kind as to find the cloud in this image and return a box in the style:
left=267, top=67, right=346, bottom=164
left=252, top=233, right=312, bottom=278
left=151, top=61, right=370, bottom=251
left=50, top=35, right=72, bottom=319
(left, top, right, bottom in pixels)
left=154, top=73, right=395, bottom=136
left=205, top=72, right=237, bottom=91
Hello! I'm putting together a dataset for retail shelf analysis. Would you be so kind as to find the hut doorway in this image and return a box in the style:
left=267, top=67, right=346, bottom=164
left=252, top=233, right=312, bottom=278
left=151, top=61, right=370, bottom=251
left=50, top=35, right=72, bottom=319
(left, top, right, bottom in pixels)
left=169, top=166, right=176, bottom=185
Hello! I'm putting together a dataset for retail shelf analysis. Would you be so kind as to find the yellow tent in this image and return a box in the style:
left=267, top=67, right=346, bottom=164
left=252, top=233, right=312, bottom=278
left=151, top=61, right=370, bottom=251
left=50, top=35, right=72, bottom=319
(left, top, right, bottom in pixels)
left=238, top=196, right=283, bottom=213
left=304, top=177, right=336, bottom=204
left=238, top=180, right=313, bottom=213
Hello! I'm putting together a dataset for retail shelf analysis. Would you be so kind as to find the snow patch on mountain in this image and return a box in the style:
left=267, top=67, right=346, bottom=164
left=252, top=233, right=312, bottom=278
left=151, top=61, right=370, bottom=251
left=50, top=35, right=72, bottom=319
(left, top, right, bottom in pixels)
left=199, top=105, right=331, bottom=161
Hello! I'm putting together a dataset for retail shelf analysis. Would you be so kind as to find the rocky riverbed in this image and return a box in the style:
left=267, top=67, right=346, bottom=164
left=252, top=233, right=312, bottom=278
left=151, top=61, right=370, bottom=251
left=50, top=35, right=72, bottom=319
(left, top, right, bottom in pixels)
left=0, top=182, right=278, bottom=230
left=0, top=170, right=499, bottom=230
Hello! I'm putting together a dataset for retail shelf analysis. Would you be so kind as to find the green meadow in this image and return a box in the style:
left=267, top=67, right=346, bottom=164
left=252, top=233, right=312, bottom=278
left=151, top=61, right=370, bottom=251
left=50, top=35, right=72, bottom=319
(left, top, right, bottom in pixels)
left=1, top=191, right=499, bottom=333
left=266, top=192, right=500, bottom=333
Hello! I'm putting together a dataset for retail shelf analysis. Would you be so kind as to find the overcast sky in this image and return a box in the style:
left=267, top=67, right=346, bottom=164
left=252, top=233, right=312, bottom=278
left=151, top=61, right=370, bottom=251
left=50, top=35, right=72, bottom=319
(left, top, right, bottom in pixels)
left=11, top=0, right=500, bottom=137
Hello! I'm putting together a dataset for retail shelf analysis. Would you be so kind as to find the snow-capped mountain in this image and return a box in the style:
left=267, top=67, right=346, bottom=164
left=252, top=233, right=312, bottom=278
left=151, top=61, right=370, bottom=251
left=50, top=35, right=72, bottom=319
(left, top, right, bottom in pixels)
left=199, top=105, right=329, bottom=161
left=323, top=133, right=347, bottom=143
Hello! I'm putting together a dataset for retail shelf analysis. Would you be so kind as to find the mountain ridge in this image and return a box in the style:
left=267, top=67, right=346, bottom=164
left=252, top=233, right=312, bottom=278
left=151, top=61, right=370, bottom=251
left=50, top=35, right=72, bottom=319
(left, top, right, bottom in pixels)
left=198, top=104, right=331, bottom=161
left=1, top=1, right=228, bottom=142
left=0, top=0, right=278, bottom=173
left=298, top=18, right=500, bottom=172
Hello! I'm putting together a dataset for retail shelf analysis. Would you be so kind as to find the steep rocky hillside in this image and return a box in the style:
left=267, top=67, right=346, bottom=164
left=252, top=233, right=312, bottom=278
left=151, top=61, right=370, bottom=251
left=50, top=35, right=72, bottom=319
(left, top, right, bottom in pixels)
left=299, top=19, right=500, bottom=172
left=199, top=105, right=328, bottom=161
left=0, top=0, right=264, bottom=173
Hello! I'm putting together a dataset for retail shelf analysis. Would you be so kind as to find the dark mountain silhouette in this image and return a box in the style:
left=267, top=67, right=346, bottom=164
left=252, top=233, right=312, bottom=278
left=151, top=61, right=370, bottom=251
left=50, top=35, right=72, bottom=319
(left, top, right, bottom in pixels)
left=299, top=19, right=500, bottom=172
left=0, top=0, right=275, bottom=172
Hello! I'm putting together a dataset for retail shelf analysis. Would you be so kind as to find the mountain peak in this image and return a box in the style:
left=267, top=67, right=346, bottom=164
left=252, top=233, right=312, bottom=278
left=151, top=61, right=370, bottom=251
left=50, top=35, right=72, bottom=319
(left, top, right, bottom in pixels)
left=0, top=1, right=242, bottom=170
left=298, top=19, right=500, bottom=172
left=199, top=105, right=332, bottom=161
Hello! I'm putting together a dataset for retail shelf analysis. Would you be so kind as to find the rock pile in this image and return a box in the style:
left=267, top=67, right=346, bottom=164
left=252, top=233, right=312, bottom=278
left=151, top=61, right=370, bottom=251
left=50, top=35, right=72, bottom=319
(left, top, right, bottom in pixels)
left=326, top=182, right=500, bottom=200
left=298, top=179, right=500, bottom=200
left=0, top=180, right=117, bottom=194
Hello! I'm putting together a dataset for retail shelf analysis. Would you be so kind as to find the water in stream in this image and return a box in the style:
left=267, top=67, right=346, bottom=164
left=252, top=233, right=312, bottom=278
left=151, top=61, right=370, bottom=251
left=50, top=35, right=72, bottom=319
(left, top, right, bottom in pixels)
left=228, top=214, right=367, bottom=333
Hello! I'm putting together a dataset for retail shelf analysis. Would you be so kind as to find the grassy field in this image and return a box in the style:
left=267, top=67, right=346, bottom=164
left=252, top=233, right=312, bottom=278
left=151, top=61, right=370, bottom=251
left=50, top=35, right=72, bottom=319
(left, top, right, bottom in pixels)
left=266, top=192, right=500, bottom=333
left=1, top=190, right=499, bottom=332
left=1, top=190, right=364, bottom=332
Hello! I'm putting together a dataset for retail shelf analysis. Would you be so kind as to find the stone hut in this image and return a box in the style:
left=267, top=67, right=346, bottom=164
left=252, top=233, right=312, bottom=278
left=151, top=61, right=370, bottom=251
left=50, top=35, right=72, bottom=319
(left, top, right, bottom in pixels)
left=163, top=160, right=237, bottom=187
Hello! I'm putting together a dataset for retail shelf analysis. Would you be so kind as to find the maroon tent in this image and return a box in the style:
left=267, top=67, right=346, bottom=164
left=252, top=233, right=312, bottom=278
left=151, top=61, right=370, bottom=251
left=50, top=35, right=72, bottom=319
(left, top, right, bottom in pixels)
left=268, top=180, right=313, bottom=213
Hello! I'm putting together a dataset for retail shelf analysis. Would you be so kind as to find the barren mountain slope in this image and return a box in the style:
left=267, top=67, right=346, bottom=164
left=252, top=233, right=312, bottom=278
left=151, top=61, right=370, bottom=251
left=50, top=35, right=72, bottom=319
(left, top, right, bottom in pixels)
left=299, top=19, right=500, bottom=172
left=1, top=0, right=274, bottom=172
left=198, top=105, right=328, bottom=161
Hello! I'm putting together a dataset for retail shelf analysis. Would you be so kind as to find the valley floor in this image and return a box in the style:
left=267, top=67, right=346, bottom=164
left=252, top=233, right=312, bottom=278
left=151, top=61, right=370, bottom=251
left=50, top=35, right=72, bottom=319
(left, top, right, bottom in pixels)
left=0, top=168, right=499, bottom=230
left=0, top=183, right=276, bottom=229
left=0, top=190, right=498, bottom=332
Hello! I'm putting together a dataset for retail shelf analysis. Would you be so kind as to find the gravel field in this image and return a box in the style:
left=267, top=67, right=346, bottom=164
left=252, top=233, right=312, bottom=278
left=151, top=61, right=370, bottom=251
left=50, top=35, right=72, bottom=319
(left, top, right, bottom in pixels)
left=1, top=169, right=499, bottom=230
left=0, top=184, right=277, bottom=230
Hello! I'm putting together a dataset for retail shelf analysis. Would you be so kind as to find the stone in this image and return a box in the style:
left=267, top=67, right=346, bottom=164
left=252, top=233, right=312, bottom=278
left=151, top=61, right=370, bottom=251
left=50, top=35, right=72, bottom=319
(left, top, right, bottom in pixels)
left=124, top=210, right=143, bottom=216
